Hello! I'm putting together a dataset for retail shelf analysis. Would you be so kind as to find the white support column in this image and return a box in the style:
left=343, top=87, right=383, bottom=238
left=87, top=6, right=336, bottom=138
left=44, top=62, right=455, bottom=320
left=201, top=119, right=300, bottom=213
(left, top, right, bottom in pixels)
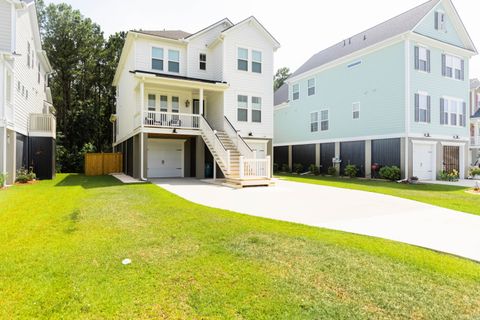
left=199, top=88, right=204, bottom=116
left=266, top=155, right=271, bottom=178
left=139, top=81, right=146, bottom=181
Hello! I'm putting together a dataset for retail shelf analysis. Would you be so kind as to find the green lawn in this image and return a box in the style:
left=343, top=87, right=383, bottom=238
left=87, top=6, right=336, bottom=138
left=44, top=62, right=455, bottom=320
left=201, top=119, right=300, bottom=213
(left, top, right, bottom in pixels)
left=278, top=174, right=480, bottom=216
left=1, top=174, right=480, bottom=319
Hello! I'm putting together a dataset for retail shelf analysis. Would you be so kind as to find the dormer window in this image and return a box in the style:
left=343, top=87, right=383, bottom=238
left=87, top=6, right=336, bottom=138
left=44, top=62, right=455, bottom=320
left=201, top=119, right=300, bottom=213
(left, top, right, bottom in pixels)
left=168, top=50, right=180, bottom=73
left=152, top=47, right=164, bottom=71
left=435, top=11, right=446, bottom=31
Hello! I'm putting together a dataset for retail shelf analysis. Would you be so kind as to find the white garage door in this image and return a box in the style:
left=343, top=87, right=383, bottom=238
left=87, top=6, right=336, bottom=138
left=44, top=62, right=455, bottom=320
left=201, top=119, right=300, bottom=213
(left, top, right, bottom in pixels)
left=413, top=143, right=435, bottom=180
left=147, top=139, right=184, bottom=178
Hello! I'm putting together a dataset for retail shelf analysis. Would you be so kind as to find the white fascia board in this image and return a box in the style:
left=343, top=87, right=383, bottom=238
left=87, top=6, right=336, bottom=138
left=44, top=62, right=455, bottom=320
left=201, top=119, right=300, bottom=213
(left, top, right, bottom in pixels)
left=287, top=33, right=408, bottom=83
left=409, top=33, right=476, bottom=57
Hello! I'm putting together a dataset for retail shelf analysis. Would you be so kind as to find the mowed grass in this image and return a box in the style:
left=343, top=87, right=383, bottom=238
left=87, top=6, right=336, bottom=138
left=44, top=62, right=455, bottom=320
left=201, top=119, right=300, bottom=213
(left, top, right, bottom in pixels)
left=1, top=174, right=480, bottom=319
left=278, top=174, right=480, bottom=216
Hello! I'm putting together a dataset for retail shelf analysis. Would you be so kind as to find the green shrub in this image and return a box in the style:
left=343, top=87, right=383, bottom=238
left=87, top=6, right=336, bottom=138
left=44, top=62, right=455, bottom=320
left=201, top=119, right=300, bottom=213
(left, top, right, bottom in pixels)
left=15, top=167, right=36, bottom=184
left=379, top=166, right=401, bottom=181
left=439, top=169, right=459, bottom=182
left=281, top=164, right=290, bottom=173
left=0, top=173, right=6, bottom=187
left=308, top=164, right=320, bottom=175
left=344, top=164, right=358, bottom=178
left=293, top=163, right=304, bottom=174
left=327, top=166, right=337, bottom=176
left=470, top=167, right=480, bottom=177
left=273, top=163, right=279, bottom=173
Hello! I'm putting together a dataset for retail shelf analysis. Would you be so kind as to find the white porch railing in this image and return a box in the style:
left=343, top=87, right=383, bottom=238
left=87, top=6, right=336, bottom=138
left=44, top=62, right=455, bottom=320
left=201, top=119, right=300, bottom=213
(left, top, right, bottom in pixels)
left=199, top=117, right=230, bottom=174
left=144, top=111, right=200, bottom=130
left=471, top=136, right=480, bottom=147
left=239, top=156, right=271, bottom=179
left=29, top=113, right=56, bottom=137
left=223, top=116, right=256, bottom=158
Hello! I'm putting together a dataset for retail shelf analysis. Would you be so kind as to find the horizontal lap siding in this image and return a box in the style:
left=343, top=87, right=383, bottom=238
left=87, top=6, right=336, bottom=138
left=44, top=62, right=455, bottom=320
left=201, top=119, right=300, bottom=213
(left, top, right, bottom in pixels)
left=340, top=141, right=365, bottom=176
left=371, top=138, right=401, bottom=167
left=320, top=143, right=335, bottom=174
left=292, top=144, right=315, bottom=171
left=273, top=146, right=288, bottom=166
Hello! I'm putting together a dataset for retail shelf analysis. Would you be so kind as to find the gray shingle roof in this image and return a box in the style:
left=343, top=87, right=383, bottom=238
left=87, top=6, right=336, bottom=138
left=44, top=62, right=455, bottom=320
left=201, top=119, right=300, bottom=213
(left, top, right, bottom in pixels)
left=134, top=30, right=191, bottom=40
left=274, top=84, right=289, bottom=106
left=291, top=0, right=441, bottom=78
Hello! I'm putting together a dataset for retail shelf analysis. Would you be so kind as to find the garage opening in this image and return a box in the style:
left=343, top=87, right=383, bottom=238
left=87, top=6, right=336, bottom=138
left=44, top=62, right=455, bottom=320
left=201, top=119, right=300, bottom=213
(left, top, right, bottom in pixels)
left=147, top=139, right=184, bottom=178
left=443, top=145, right=460, bottom=173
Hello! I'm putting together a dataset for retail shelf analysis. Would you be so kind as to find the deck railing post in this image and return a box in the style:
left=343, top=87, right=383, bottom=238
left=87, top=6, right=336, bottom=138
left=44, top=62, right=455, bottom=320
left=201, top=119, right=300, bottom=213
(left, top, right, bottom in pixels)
left=239, top=156, right=244, bottom=179
left=266, top=156, right=271, bottom=178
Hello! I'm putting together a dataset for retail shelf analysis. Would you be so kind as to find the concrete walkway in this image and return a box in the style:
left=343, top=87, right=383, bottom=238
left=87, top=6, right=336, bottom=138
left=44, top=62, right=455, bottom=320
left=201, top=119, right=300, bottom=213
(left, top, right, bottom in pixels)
left=423, top=179, right=480, bottom=188
left=153, top=178, right=480, bottom=262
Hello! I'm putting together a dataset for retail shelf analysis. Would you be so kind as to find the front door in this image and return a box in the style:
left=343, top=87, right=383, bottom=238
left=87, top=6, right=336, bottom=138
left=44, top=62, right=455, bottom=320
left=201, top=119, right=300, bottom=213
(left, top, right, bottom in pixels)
left=147, top=139, right=184, bottom=178
left=413, top=144, right=434, bottom=180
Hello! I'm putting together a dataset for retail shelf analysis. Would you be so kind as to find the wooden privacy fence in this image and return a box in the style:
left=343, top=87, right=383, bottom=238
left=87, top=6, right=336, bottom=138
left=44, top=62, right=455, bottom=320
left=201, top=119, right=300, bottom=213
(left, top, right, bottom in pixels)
left=85, top=153, right=123, bottom=176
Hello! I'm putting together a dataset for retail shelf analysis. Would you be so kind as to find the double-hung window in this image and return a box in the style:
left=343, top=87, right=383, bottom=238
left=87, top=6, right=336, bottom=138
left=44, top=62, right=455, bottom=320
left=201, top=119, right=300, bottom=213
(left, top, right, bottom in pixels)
left=292, top=84, right=299, bottom=100
left=152, top=47, right=164, bottom=71
left=237, top=95, right=248, bottom=121
left=440, top=98, right=466, bottom=127
left=252, top=50, right=262, bottom=73
left=168, top=50, right=180, bottom=73
left=237, top=48, right=248, bottom=71
left=414, top=93, right=430, bottom=123
left=308, top=78, right=315, bottom=96
left=352, top=102, right=360, bottom=119
left=160, top=95, right=168, bottom=112
left=414, top=46, right=430, bottom=72
left=435, top=11, right=446, bottom=31
left=320, top=110, right=329, bottom=131
left=310, top=112, right=318, bottom=132
left=199, top=53, right=206, bottom=70
left=442, top=54, right=464, bottom=80
left=147, top=94, right=156, bottom=112
left=172, top=96, right=179, bottom=113
left=252, top=96, right=262, bottom=123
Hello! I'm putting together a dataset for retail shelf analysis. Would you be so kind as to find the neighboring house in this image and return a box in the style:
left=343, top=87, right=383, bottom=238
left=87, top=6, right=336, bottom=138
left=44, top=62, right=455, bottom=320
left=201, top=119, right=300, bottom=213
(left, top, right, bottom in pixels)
left=469, top=79, right=480, bottom=164
left=274, top=0, right=477, bottom=180
left=0, top=0, right=55, bottom=185
left=112, top=17, right=279, bottom=186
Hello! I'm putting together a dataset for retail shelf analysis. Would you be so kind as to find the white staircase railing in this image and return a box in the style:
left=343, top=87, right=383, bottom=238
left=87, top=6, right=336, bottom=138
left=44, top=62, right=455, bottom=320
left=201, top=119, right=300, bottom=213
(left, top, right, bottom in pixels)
left=239, top=156, right=271, bottom=179
left=223, top=117, right=256, bottom=159
left=199, top=117, right=230, bottom=175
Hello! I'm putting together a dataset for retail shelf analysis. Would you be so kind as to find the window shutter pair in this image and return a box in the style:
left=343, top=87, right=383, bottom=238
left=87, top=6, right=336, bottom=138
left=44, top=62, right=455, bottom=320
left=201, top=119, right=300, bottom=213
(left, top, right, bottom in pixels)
left=440, top=98, right=445, bottom=125
left=441, top=54, right=446, bottom=76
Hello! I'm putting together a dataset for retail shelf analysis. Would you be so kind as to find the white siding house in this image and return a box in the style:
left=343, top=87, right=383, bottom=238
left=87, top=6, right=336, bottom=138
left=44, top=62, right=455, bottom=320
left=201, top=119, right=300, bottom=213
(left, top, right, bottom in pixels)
left=0, top=0, right=55, bottom=185
left=113, top=17, right=279, bottom=186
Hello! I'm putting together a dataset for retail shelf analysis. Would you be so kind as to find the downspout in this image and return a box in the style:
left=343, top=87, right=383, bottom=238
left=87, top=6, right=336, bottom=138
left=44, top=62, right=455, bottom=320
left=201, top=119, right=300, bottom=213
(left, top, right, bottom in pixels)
left=404, top=38, right=411, bottom=180
left=139, top=80, right=146, bottom=181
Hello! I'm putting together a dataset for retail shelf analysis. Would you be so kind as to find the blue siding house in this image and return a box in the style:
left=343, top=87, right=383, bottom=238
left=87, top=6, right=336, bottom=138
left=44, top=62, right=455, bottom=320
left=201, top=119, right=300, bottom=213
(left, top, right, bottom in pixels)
left=274, top=0, right=477, bottom=180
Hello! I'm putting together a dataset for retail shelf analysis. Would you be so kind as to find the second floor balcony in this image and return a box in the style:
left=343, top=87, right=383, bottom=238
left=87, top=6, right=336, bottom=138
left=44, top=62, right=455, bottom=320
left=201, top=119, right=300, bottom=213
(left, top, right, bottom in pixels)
left=29, top=113, right=56, bottom=138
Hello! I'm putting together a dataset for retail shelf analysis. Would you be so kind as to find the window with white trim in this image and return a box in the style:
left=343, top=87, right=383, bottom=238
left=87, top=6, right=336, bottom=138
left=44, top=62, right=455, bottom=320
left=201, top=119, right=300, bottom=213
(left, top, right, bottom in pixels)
left=308, top=78, right=315, bottom=96
left=172, top=96, right=179, bottom=113
left=310, top=112, right=318, bottom=132
left=252, top=96, right=262, bottom=123
left=441, top=98, right=466, bottom=127
left=292, top=84, right=299, bottom=100
left=237, top=48, right=248, bottom=71
left=152, top=47, right=164, bottom=71
left=435, top=11, right=446, bottom=31
left=414, top=46, right=430, bottom=72
left=320, top=110, right=329, bottom=131
left=443, top=54, right=464, bottom=80
left=237, top=95, right=248, bottom=121
left=168, top=50, right=180, bottom=73
left=415, top=93, right=430, bottom=123
left=160, top=95, right=168, bottom=112
left=252, top=50, right=262, bottom=73
left=147, top=94, right=156, bottom=112
left=199, top=53, right=206, bottom=71
left=352, top=102, right=360, bottom=119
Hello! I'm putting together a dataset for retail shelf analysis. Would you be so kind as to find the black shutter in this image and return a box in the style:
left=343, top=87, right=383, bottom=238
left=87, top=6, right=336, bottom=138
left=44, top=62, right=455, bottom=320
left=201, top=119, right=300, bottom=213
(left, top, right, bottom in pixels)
left=440, top=98, right=445, bottom=125
left=441, top=54, right=446, bottom=76
left=414, top=46, right=419, bottom=70
left=463, top=102, right=467, bottom=127
left=414, top=93, right=420, bottom=122
left=435, top=12, right=439, bottom=30
left=427, top=95, right=431, bottom=123
left=460, top=60, right=465, bottom=80
left=426, top=50, right=431, bottom=73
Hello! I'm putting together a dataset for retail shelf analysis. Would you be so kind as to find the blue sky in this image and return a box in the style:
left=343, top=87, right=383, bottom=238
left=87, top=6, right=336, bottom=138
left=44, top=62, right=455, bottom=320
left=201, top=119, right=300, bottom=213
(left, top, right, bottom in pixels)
left=46, top=0, right=480, bottom=78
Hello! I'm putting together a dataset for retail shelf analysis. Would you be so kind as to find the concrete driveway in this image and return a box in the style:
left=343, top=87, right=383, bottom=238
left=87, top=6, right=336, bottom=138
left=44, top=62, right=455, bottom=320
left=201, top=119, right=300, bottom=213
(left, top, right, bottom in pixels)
left=153, top=178, right=480, bottom=262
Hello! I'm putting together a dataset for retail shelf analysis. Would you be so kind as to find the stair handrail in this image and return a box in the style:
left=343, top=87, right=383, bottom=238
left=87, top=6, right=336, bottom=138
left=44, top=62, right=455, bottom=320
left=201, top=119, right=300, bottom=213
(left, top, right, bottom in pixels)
left=200, top=116, right=230, bottom=172
left=223, top=116, right=255, bottom=159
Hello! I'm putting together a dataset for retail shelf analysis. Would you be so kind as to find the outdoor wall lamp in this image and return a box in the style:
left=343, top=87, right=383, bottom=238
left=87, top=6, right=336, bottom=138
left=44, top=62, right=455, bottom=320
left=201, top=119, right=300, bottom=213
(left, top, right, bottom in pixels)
left=248, top=132, right=253, bottom=136
left=185, top=100, right=190, bottom=108
left=424, top=133, right=430, bottom=137
left=173, top=128, right=177, bottom=134
left=453, top=135, right=460, bottom=139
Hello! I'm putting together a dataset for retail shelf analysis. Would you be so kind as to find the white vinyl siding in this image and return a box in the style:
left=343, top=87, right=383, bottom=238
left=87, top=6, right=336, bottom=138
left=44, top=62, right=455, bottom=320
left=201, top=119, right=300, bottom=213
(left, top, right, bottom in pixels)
left=237, top=95, right=248, bottom=121
left=307, top=78, right=315, bottom=96
left=168, top=50, right=180, bottom=73
left=310, top=112, right=318, bottom=132
left=252, top=50, right=262, bottom=73
left=252, top=96, right=261, bottom=123
left=237, top=48, right=248, bottom=71
left=352, top=102, right=360, bottom=119
left=292, top=84, right=299, bottom=100
left=152, top=47, right=164, bottom=71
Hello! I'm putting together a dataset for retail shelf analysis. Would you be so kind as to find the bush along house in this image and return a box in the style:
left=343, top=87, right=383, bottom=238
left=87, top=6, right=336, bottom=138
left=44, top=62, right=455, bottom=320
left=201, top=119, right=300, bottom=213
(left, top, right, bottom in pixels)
left=274, top=0, right=477, bottom=181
